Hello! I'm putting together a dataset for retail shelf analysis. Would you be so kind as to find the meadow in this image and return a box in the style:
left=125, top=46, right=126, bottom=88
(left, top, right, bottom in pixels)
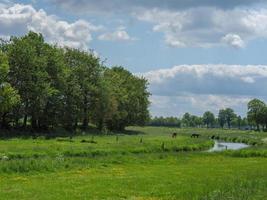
left=0, top=127, right=267, bottom=200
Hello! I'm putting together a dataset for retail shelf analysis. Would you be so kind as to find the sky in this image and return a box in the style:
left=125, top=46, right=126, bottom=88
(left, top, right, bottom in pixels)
left=1, top=0, right=267, bottom=117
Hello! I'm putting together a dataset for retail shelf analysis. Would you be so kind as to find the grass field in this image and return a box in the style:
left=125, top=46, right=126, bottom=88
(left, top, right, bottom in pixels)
left=0, top=127, right=267, bottom=199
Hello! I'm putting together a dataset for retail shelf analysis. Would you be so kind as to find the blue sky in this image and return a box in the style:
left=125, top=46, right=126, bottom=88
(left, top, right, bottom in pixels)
left=1, top=0, right=267, bottom=117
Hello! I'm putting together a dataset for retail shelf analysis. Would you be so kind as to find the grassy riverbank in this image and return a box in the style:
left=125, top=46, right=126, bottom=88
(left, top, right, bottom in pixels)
left=0, top=127, right=267, bottom=199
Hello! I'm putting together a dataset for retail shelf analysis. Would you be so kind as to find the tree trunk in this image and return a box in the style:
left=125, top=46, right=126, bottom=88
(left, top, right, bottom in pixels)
left=257, top=124, right=260, bottom=131
left=82, top=96, right=89, bottom=129
left=31, top=116, right=37, bottom=130
left=82, top=117, right=88, bottom=129
left=23, top=114, right=28, bottom=128
left=1, top=113, right=8, bottom=129
left=23, top=101, right=29, bottom=128
left=74, top=119, right=78, bottom=130
left=97, top=119, right=103, bottom=131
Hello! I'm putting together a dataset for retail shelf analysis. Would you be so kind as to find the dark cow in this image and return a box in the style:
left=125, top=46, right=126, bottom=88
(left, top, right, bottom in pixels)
left=191, top=133, right=200, bottom=138
left=172, top=132, right=177, bottom=138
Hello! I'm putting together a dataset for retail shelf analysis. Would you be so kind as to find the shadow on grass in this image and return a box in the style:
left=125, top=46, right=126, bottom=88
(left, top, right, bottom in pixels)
left=110, top=129, right=144, bottom=135
left=0, top=126, right=145, bottom=140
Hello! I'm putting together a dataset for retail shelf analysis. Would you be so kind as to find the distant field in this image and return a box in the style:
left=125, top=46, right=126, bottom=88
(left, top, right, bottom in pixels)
left=0, top=127, right=267, bottom=199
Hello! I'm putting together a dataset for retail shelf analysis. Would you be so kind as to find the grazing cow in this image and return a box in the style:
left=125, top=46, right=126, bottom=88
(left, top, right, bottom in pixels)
left=172, top=132, right=177, bottom=138
left=191, top=133, right=200, bottom=138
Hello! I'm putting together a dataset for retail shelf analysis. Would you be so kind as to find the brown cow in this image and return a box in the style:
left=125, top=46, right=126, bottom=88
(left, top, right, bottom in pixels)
left=191, top=133, right=200, bottom=138
left=172, top=132, right=177, bottom=138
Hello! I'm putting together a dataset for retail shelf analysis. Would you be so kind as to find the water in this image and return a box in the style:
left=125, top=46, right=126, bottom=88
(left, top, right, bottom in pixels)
left=208, top=140, right=249, bottom=152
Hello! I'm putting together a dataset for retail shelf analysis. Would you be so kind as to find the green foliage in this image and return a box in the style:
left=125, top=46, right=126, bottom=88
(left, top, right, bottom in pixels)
left=181, top=112, right=202, bottom=127
left=218, top=109, right=226, bottom=128
left=218, top=108, right=236, bottom=129
left=102, top=67, right=150, bottom=131
left=247, top=98, right=267, bottom=130
left=64, top=48, right=101, bottom=129
left=149, top=116, right=181, bottom=127
left=7, top=32, right=54, bottom=129
left=0, top=83, right=20, bottom=115
left=0, top=51, right=9, bottom=83
left=1, top=32, right=150, bottom=131
left=203, top=111, right=215, bottom=128
left=0, top=51, right=20, bottom=128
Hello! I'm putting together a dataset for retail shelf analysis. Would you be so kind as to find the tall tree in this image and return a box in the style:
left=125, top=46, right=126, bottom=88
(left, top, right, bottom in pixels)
left=182, top=113, right=191, bottom=127
left=0, top=51, right=20, bottom=128
left=38, top=45, right=66, bottom=129
left=92, top=74, right=118, bottom=131
left=64, top=48, right=101, bottom=129
left=1, top=32, right=151, bottom=132
left=237, top=115, right=242, bottom=129
left=103, top=67, right=150, bottom=131
left=224, top=108, right=236, bottom=129
left=247, top=99, right=266, bottom=131
left=8, top=32, right=53, bottom=129
left=259, top=106, right=267, bottom=130
left=218, top=109, right=226, bottom=128
left=202, top=111, right=215, bottom=128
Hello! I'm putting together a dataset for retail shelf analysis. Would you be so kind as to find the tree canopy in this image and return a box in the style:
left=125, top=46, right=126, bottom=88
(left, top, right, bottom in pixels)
left=0, top=32, right=150, bottom=132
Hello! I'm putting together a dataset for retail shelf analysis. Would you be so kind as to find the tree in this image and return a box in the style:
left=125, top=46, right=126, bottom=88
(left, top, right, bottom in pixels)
left=237, top=115, right=242, bottom=129
left=148, top=116, right=181, bottom=127
left=247, top=99, right=266, bottom=131
left=0, top=51, right=8, bottom=83
left=190, top=115, right=202, bottom=127
left=182, top=113, right=191, bottom=127
left=8, top=32, right=53, bottom=129
left=92, top=75, right=118, bottom=131
left=0, top=32, right=151, bottom=133
left=38, top=45, right=66, bottom=129
left=202, top=111, right=215, bottom=128
left=224, top=108, right=236, bottom=129
left=103, top=67, right=150, bottom=131
left=0, top=51, right=20, bottom=128
left=218, top=109, right=226, bottom=128
left=259, top=106, right=267, bottom=130
left=64, top=48, right=101, bottom=129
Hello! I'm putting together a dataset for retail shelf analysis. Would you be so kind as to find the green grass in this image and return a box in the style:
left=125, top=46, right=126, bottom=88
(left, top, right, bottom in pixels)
left=0, top=127, right=213, bottom=160
left=0, top=126, right=267, bottom=199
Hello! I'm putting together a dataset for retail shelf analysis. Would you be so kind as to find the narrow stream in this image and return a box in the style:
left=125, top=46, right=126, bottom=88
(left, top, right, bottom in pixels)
left=208, top=140, right=250, bottom=152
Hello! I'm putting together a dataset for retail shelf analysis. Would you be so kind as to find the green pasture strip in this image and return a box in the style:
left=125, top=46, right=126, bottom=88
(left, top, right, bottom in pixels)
left=0, top=153, right=266, bottom=200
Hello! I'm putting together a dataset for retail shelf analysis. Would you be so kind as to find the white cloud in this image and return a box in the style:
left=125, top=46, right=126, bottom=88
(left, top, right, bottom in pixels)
left=134, top=7, right=267, bottom=48
left=98, top=27, right=136, bottom=42
left=222, top=34, right=245, bottom=48
left=141, top=64, right=267, bottom=116
left=240, top=76, right=255, bottom=83
left=0, top=4, right=102, bottom=49
left=143, top=64, right=267, bottom=85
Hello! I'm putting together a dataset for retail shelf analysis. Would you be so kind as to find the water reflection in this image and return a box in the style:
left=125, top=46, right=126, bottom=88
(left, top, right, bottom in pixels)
left=208, top=140, right=249, bottom=152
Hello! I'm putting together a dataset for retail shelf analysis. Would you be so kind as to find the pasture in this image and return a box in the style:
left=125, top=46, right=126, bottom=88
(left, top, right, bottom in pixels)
left=0, top=127, right=267, bottom=200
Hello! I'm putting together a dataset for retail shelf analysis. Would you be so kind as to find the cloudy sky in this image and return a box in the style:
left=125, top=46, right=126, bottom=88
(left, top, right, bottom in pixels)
left=1, top=0, right=267, bottom=117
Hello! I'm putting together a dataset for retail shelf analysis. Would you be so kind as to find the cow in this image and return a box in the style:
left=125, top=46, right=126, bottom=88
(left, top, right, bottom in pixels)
left=191, top=133, right=200, bottom=138
left=172, top=132, right=177, bottom=138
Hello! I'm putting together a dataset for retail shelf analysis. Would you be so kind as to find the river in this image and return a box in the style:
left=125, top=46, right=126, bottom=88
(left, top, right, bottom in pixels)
left=208, top=140, right=250, bottom=152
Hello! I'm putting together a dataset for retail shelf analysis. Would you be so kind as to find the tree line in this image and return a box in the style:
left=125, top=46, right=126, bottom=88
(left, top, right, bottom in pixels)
left=0, top=32, right=150, bottom=132
left=149, top=99, right=267, bottom=131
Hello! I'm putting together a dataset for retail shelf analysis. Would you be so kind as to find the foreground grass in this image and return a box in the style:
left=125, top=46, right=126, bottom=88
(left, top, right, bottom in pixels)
left=1, top=153, right=267, bottom=200
left=0, top=126, right=267, bottom=199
